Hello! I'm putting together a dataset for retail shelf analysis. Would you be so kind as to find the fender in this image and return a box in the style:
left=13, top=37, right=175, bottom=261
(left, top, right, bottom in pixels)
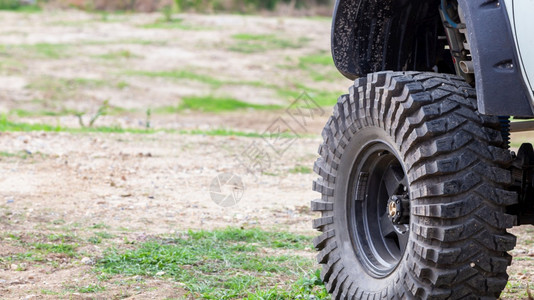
left=331, top=0, right=443, bottom=80
left=331, top=0, right=534, bottom=117
left=457, top=0, right=534, bottom=116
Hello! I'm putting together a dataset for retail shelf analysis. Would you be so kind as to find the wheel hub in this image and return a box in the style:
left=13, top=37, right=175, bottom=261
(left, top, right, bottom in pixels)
left=387, top=195, right=410, bottom=225
left=349, top=142, right=411, bottom=278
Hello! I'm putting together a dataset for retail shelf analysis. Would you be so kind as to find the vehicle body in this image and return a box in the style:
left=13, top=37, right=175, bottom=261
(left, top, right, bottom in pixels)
left=312, top=0, right=534, bottom=298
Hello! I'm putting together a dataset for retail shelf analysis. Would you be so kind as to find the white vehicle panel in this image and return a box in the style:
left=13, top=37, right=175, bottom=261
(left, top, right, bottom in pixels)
left=512, top=0, right=534, bottom=92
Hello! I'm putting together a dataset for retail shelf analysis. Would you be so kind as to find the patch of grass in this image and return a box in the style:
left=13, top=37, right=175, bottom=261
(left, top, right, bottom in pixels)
left=47, top=233, right=76, bottom=242
left=0, top=149, right=46, bottom=160
left=1, top=115, right=311, bottom=138
left=66, top=284, right=106, bottom=294
left=168, top=95, right=281, bottom=112
left=95, top=232, right=115, bottom=239
left=299, top=53, right=333, bottom=66
left=32, top=242, right=77, bottom=257
left=9, top=108, right=82, bottom=117
left=3, top=232, right=76, bottom=267
left=229, top=34, right=310, bottom=53
left=298, top=53, right=345, bottom=82
left=289, top=165, right=312, bottom=174
left=97, top=227, right=323, bottom=299
left=0, top=116, right=154, bottom=134
left=277, top=84, right=343, bottom=107
left=20, top=43, right=70, bottom=59
left=0, top=151, right=25, bottom=159
left=116, top=81, right=129, bottom=89
left=248, top=270, right=329, bottom=299
left=124, top=69, right=224, bottom=87
left=88, top=236, right=102, bottom=244
left=512, top=257, right=533, bottom=261
left=89, top=232, right=114, bottom=243
left=0, top=0, right=41, bottom=12
left=141, top=18, right=206, bottom=30
left=500, top=281, right=532, bottom=299
left=124, top=69, right=276, bottom=92
left=52, top=219, right=66, bottom=225
left=90, top=223, right=110, bottom=229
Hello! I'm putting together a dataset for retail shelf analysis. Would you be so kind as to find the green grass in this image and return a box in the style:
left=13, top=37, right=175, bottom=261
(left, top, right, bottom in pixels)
left=0, top=116, right=154, bottom=134
left=88, top=232, right=115, bottom=244
left=141, top=18, right=206, bottom=30
left=90, top=223, right=110, bottom=229
left=6, top=242, right=78, bottom=263
left=229, top=34, right=311, bottom=53
left=33, top=243, right=77, bottom=256
left=0, top=150, right=27, bottom=159
left=0, top=149, right=45, bottom=160
left=124, top=69, right=224, bottom=87
left=299, top=54, right=333, bottom=66
left=95, top=232, right=114, bottom=239
left=9, top=108, right=82, bottom=118
left=47, top=233, right=77, bottom=242
left=124, top=68, right=340, bottom=107
left=97, top=227, right=326, bottom=299
left=298, top=53, right=345, bottom=82
left=289, top=165, right=312, bottom=174
left=162, top=96, right=281, bottom=113
left=0, top=115, right=309, bottom=138
left=65, top=284, right=106, bottom=294
left=277, top=85, right=342, bottom=107
left=500, top=281, right=532, bottom=299
left=20, top=43, right=70, bottom=59
left=0, top=0, right=41, bottom=12
left=124, top=69, right=277, bottom=91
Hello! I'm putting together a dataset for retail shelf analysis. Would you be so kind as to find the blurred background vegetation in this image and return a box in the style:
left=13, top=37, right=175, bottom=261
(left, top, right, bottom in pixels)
left=0, top=0, right=334, bottom=14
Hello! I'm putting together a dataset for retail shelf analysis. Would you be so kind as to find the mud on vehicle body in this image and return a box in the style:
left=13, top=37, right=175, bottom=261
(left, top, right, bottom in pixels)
left=312, top=0, right=534, bottom=298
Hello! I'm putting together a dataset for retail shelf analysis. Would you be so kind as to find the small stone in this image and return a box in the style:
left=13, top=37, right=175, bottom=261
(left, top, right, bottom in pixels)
left=0, top=279, right=7, bottom=284
left=155, top=271, right=165, bottom=276
left=81, top=257, right=93, bottom=265
left=10, top=264, right=18, bottom=270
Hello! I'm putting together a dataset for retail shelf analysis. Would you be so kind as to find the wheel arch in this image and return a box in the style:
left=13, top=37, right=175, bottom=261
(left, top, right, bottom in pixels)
left=331, top=0, right=444, bottom=80
left=331, top=0, right=534, bottom=117
left=458, top=0, right=534, bottom=117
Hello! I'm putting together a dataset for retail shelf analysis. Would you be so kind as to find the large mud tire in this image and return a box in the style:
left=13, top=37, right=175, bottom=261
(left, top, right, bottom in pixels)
left=312, top=72, right=517, bottom=299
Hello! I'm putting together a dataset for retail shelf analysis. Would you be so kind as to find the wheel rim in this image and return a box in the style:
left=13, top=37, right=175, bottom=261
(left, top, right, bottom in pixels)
left=348, top=141, right=410, bottom=278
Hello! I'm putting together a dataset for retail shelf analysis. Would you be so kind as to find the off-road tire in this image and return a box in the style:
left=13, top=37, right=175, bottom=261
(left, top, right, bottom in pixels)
left=312, top=71, right=518, bottom=299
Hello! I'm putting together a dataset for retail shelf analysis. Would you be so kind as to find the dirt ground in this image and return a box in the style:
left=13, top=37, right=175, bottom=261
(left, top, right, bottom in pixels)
left=0, top=9, right=533, bottom=299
